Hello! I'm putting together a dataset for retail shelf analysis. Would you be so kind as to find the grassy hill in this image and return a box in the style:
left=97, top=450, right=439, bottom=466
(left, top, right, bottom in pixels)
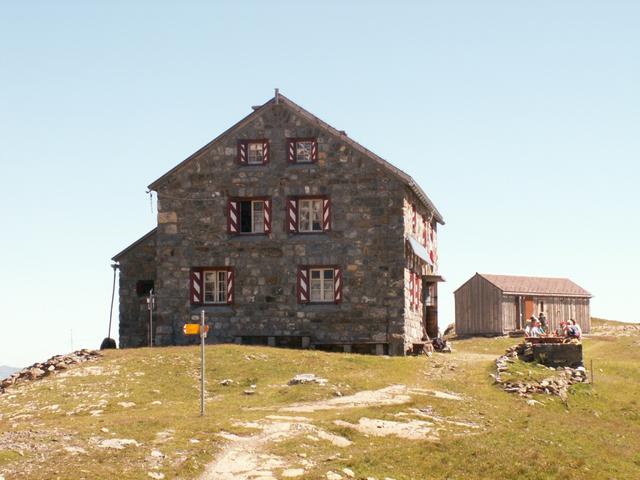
left=1, top=319, right=639, bottom=480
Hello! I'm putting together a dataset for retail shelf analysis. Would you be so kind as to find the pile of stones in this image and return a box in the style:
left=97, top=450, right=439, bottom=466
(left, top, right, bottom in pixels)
left=492, top=344, right=588, bottom=401
left=0, top=349, right=101, bottom=394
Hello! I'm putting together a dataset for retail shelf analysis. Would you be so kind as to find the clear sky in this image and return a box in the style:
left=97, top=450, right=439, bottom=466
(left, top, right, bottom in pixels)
left=1, top=1, right=638, bottom=367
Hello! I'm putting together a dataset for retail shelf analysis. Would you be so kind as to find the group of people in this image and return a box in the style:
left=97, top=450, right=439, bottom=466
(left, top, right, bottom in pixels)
left=524, top=312, right=582, bottom=340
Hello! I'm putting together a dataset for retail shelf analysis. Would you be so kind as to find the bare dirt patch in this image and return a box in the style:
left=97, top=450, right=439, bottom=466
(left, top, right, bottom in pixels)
left=200, top=418, right=350, bottom=480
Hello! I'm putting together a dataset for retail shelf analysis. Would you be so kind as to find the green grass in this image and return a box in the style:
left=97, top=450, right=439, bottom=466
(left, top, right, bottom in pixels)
left=1, top=318, right=639, bottom=479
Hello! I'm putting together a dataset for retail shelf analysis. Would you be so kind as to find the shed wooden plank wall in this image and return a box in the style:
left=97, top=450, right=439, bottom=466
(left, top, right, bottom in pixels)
left=530, top=296, right=591, bottom=334
left=500, top=295, right=591, bottom=334
left=454, top=274, right=504, bottom=335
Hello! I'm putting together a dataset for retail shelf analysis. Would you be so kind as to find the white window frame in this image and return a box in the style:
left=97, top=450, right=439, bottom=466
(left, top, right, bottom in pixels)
left=247, top=142, right=264, bottom=165
left=298, top=198, right=323, bottom=232
left=309, top=268, right=335, bottom=302
left=239, top=200, right=265, bottom=234
left=203, top=270, right=227, bottom=304
left=295, top=140, right=314, bottom=163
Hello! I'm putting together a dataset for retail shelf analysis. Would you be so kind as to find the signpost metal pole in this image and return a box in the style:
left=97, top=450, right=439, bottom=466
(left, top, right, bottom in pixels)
left=200, top=309, right=205, bottom=417
left=148, top=289, right=155, bottom=347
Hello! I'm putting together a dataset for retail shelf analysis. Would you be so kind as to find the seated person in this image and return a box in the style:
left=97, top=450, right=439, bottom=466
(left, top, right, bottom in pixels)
left=568, top=319, right=582, bottom=340
left=530, top=320, right=544, bottom=338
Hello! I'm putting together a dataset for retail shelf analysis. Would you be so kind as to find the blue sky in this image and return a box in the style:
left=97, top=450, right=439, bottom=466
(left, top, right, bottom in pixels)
left=1, top=1, right=638, bottom=367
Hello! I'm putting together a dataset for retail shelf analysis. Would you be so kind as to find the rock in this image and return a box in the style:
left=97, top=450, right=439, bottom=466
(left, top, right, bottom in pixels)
left=150, top=449, right=164, bottom=458
left=282, top=468, right=305, bottom=477
left=28, top=368, right=45, bottom=380
left=342, top=467, right=355, bottom=478
left=147, top=473, right=165, bottom=479
left=289, top=373, right=328, bottom=386
left=118, top=402, right=136, bottom=408
left=64, top=446, right=86, bottom=454
left=326, top=472, right=342, bottom=480
left=219, top=379, right=233, bottom=386
left=98, top=438, right=139, bottom=449
left=244, top=389, right=256, bottom=395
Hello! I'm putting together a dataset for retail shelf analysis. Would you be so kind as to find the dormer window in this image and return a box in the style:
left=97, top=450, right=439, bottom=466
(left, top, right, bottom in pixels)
left=238, top=140, right=269, bottom=165
left=287, top=138, right=318, bottom=164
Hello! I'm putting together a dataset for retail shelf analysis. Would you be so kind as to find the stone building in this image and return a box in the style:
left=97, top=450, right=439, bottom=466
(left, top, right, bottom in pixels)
left=112, top=92, right=444, bottom=355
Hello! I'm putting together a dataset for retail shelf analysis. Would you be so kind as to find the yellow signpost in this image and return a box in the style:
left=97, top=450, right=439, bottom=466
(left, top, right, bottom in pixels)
left=183, top=323, right=209, bottom=335
left=183, top=312, right=208, bottom=416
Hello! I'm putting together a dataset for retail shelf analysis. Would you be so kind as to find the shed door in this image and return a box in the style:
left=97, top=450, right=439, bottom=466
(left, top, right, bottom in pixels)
left=524, top=297, right=534, bottom=320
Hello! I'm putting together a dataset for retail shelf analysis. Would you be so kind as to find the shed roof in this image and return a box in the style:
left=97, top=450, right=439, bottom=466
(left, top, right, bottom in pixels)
left=478, top=273, right=592, bottom=298
left=147, top=91, right=444, bottom=224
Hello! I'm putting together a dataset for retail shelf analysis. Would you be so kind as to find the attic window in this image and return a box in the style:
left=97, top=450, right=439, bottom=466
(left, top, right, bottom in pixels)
left=287, top=138, right=318, bottom=163
left=247, top=142, right=264, bottom=164
left=238, top=140, right=269, bottom=165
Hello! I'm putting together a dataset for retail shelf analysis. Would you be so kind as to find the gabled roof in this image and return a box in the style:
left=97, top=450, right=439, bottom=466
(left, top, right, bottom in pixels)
left=112, top=228, right=157, bottom=261
left=477, top=273, right=592, bottom=298
left=147, top=92, right=444, bottom=225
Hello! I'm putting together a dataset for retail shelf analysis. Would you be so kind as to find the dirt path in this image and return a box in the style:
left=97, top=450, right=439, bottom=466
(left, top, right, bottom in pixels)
left=200, top=384, right=471, bottom=479
left=199, top=417, right=351, bottom=479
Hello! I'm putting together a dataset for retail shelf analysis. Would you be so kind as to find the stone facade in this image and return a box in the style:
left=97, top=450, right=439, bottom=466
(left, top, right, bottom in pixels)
left=113, top=230, right=156, bottom=348
left=113, top=94, right=443, bottom=355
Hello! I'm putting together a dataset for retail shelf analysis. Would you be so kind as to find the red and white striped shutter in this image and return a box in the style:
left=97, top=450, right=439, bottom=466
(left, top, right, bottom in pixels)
left=191, top=270, right=202, bottom=304
left=323, top=198, right=331, bottom=231
left=228, top=200, right=239, bottom=233
left=311, top=139, right=318, bottom=162
left=297, top=266, right=309, bottom=303
left=287, top=140, right=296, bottom=163
left=287, top=198, right=298, bottom=233
left=263, top=199, right=272, bottom=233
left=262, top=140, right=269, bottom=164
left=412, top=205, right=417, bottom=234
left=430, top=228, right=437, bottom=265
left=422, top=218, right=427, bottom=246
left=226, top=269, right=234, bottom=304
left=334, top=267, right=343, bottom=303
left=409, top=272, right=414, bottom=308
left=237, top=141, right=248, bottom=165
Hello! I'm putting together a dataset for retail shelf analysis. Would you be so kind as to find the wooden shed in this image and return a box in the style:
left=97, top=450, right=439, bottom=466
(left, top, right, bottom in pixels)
left=454, top=273, right=592, bottom=336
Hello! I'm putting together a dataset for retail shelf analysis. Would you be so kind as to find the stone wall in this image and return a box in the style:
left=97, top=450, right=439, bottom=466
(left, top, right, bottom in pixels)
left=152, top=103, right=412, bottom=352
left=116, top=232, right=156, bottom=348
left=402, top=193, right=439, bottom=348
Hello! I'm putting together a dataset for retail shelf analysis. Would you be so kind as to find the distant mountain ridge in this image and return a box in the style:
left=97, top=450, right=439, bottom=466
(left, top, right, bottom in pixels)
left=0, top=365, right=19, bottom=378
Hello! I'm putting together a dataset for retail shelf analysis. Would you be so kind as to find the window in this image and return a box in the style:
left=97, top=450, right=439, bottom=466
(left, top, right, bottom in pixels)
left=297, top=266, right=342, bottom=303
left=204, top=270, right=227, bottom=304
left=287, top=138, right=318, bottom=163
left=425, top=283, right=437, bottom=307
left=247, top=142, right=264, bottom=165
left=228, top=198, right=271, bottom=234
left=299, top=199, right=323, bottom=232
left=240, top=200, right=264, bottom=233
left=287, top=196, right=330, bottom=233
left=310, top=268, right=335, bottom=302
left=238, top=140, right=268, bottom=165
left=296, top=141, right=314, bottom=163
left=190, top=268, right=234, bottom=305
left=136, top=280, right=154, bottom=297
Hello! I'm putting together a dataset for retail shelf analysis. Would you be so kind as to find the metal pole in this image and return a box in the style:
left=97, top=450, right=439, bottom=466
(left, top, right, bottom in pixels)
left=108, top=263, right=118, bottom=338
left=200, top=309, right=205, bottom=417
left=590, top=359, right=594, bottom=385
left=148, top=289, right=154, bottom=348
